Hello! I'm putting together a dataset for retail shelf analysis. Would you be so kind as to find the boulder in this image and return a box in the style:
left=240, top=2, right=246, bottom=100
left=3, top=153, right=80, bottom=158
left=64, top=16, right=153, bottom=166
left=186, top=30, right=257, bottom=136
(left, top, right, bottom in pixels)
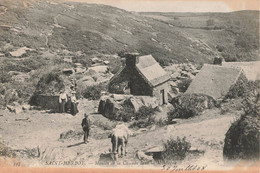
left=79, top=76, right=95, bottom=82
left=74, top=63, right=83, bottom=67
left=62, top=68, right=74, bottom=75
left=170, top=71, right=181, bottom=80
left=123, top=97, right=143, bottom=112
left=140, top=96, right=158, bottom=108
left=111, top=94, right=130, bottom=102
left=103, top=98, right=122, bottom=119
left=91, top=57, right=103, bottom=64
left=97, top=153, right=115, bottom=164
left=6, top=105, right=23, bottom=114
left=144, top=146, right=164, bottom=154
left=6, top=105, right=15, bottom=112
left=74, top=67, right=86, bottom=74
left=22, top=104, right=31, bottom=111
left=136, top=150, right=153, bottom=163
left=103, top=61, right=110, bottom=65
left=88, top=66, right=109, bottom=74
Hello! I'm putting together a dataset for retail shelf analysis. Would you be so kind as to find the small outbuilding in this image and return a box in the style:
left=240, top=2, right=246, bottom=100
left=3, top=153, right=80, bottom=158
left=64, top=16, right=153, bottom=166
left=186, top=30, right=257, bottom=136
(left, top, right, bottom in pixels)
left=222, top=61, right=260, bottom=81
left=185, top=64, right=247, bottom=101
left=108, top=53, right=170, bottom=105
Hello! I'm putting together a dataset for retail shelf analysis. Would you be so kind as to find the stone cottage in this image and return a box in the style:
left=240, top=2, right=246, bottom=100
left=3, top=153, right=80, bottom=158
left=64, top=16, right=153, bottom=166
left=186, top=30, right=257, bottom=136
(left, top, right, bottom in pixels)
left=108, top=53, right=170, bottom=105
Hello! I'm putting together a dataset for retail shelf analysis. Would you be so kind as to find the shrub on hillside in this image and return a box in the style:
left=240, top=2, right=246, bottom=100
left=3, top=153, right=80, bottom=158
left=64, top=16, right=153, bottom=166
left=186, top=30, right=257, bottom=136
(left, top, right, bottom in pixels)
left=221, top=52, right=238, bottom=62
left=108, top=58, right=122, bottom=74
left=206, top=19, right=215, bottom=26
left=116, top=104, right=135, bottom=122
left=0, top=141, right=16, bottom=158
left=135, top=106, right=157, bottom=120
left=223, top=81, right=260, bottom=160
left=162, top=137, right=191, bottom=162
left=168, top=93, right=216, bottom=120
left=36, top=71, right=64, bottom=95
left=108, top=80, right=128, bottom=94
left=82, top=83, right=107, bottom=100
left=0, top=71, right=12, bottom=83
left=72, top=55, right=92, bottom=68
left=177, top=78, right=192, bottom=93
left=225, top=73, right=248, bottom=99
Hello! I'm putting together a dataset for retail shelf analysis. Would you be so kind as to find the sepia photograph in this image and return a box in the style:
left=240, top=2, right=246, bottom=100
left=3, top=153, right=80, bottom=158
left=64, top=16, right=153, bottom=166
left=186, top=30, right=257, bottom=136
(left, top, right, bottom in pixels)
left=0, top=0, right=259, bottom=172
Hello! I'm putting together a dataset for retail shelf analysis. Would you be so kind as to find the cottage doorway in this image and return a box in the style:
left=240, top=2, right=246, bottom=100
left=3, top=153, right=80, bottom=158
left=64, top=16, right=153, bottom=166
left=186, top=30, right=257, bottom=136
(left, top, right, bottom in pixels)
left=160, top=89, right=165, bottom=105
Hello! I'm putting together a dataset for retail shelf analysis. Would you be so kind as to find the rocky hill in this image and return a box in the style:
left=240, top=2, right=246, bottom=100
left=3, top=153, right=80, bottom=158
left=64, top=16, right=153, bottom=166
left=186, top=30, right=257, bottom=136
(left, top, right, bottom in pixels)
left=0, top=0, right=259, bottom=67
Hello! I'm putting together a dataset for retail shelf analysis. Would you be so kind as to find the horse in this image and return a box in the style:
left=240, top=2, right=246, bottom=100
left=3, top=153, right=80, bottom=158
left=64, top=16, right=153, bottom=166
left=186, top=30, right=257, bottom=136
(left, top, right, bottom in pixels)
left=108, top=123, right=133, bottom=160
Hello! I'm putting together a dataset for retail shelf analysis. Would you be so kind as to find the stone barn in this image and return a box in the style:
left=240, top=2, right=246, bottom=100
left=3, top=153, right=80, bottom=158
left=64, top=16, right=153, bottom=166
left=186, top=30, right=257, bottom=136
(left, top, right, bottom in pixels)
left=108, top=53, right=170, bottom=105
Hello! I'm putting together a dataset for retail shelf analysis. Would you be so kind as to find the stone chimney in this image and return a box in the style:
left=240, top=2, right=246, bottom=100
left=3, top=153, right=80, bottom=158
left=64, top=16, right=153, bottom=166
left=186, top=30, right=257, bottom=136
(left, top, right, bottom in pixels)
left=124, top=52, right=140, bottom=67
left=213, top=56, right=223, bottom=65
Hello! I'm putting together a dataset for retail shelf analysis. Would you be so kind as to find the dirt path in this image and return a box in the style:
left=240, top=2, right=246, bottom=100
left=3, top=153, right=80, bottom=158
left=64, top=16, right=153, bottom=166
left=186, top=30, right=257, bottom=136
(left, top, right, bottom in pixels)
left=0, top=99, right=241, bottom=169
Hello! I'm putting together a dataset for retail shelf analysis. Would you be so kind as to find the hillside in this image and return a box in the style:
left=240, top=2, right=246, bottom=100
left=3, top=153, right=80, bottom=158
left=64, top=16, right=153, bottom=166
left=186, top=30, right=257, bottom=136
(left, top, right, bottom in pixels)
left=0, top=0, right=259, bottom=69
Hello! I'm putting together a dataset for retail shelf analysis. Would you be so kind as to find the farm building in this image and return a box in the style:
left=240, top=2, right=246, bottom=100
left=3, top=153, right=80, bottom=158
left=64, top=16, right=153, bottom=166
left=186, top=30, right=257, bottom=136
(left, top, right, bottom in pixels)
left=108, top=53, right=171, bottom=105
left=222, top=61, right=260, bottom=81
left=185, top=64, right=247, bottom=100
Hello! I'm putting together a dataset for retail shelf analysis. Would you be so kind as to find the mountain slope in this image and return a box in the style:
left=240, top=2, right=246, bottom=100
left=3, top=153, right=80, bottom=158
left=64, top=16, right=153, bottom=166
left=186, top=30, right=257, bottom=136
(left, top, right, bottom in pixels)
left=0, top=0, right=259, bottom=66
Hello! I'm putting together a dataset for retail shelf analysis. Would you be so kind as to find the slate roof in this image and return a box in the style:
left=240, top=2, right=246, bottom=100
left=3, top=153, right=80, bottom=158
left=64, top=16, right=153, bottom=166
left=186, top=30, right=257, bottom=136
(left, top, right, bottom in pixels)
left=135, top=55, right=170, bottom=86
left=185, top=64, right=244, bottom=100
left=222, top=61, right=260, bottom=81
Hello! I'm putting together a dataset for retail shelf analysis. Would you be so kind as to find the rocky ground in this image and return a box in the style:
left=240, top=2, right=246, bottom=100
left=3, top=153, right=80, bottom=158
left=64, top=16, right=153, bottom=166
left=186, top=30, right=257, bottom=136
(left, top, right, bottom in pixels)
left=0, top=98, right=249, bottom=170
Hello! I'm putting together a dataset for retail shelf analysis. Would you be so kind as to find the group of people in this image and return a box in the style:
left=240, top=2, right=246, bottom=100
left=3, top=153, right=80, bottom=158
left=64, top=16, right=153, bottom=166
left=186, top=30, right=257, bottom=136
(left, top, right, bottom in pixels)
left=59, top=88, right=91, bottom=144
left=58, top=89, right=78, bottom=115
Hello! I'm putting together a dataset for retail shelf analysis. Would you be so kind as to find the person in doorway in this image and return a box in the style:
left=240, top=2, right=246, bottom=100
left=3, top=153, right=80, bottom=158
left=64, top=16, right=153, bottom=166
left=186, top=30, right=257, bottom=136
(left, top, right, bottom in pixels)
left=59, top=89, right=67, bottom=113
left=81, top=113, right=91, bottom=143
left=70, top=90, right=78, bottom=116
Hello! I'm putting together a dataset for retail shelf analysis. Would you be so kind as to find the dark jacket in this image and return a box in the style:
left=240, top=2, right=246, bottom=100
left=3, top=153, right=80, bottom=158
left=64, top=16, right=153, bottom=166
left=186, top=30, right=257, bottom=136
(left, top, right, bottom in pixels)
left=81, top=117, right=91, bottom=131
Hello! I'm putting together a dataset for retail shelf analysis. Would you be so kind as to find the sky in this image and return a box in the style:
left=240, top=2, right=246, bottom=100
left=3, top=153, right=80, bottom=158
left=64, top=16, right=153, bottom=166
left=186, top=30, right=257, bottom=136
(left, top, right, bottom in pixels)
left=67, top=0, right=260, bottom=12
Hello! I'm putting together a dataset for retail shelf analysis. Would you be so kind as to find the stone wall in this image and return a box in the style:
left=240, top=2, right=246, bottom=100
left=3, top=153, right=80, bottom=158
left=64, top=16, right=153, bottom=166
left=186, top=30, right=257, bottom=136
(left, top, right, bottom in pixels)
left=153, top=82, right=169, bottom=105
left=130, top=70, right=152, bottom=96
left=31, top=94, right=59, bottom=112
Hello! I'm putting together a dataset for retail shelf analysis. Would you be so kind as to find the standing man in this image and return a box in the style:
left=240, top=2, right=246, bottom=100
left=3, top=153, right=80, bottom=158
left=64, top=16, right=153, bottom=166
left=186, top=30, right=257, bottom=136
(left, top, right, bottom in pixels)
left=59, top=89, right=67, bottom=113
left=81, top=113, right=91, bottom=143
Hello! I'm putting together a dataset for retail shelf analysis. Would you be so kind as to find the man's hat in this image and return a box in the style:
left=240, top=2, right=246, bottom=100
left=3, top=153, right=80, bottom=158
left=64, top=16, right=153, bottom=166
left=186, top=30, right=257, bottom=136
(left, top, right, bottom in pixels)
left=84, top=113, right=89, bottom=117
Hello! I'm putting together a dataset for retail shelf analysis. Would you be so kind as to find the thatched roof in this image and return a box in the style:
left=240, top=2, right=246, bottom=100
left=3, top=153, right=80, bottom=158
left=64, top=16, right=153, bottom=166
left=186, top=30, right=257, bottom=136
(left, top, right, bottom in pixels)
left=135, top=55, right=170, bottom=86
left=222, top=61, right=260, bottom=81
left=185, top=64, right=244, bottom=100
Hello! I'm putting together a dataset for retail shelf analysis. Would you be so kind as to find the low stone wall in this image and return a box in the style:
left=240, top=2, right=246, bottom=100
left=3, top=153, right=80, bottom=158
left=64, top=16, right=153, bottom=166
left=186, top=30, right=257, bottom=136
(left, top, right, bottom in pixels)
left=31, top=94, right=59, bottom=112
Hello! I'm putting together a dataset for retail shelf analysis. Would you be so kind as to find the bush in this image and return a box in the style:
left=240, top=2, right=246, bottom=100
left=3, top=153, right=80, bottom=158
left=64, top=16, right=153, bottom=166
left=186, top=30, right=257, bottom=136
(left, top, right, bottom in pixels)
left=241, top=81, right=260, bottom=116
left=116, top=105, right=157, bottom=124
left=168, top=93, right=216, bottom=120
left=116, top=104, right=135, bottom=122
left=223, top=82, right=260, bottom=160
left=72, top=55, right=92, bottom=68
left=225, top=73, right=248, bottom=100
left=35, top=71, right=64, bottom=95
left=82, top=83, right=107, bottom=100
left=216, top=45, right=225, bottom=52
left=108, top=58, right=122, bottom=74
left=0, top=71, right=12, bottom=83
left=135, top=106, right=157, bottom=120
left=206, top=19, right=214, bottom=26
left=223, top=115, right=260, bottom=160
left=0, top=140, right=16, bottom=158
left=177, top=78, right=192, bottom=93
left=162, top=137, right=191, bottom=162
left=108, top=80, right=128, bottom=94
